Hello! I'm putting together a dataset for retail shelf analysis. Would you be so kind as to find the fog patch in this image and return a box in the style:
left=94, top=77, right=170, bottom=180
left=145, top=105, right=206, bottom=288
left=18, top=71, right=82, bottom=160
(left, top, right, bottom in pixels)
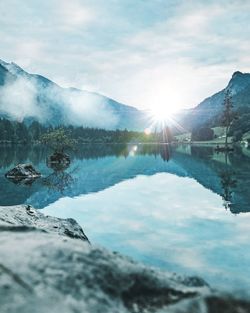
left=61, top=89, right=119, bottom=128
left=0, top=76, right=44, bottom=122
left=0, top=76, right=119, bottom=128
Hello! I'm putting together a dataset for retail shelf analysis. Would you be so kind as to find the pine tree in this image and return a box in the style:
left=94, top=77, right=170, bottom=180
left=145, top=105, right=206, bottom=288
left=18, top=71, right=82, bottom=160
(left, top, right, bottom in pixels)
left=222, top=89, right=236, bottom=149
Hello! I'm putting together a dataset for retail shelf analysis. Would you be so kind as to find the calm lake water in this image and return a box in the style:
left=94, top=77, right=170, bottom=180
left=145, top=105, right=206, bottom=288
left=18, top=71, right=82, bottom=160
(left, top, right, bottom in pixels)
left=1, top=143, right=250, bottom=294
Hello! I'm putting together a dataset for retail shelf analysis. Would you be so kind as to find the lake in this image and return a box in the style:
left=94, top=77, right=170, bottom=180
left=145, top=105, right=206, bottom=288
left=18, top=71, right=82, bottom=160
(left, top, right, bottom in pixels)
left=1, top=143, right=250, bottom=295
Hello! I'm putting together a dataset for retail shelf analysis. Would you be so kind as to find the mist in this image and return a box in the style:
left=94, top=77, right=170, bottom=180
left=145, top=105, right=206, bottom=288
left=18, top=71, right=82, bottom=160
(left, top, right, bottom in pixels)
left=0, top=75, right=119, bottom=129
left=0, top=76, right=44, bottom=122
left=52, top=87, right=119, bottom=128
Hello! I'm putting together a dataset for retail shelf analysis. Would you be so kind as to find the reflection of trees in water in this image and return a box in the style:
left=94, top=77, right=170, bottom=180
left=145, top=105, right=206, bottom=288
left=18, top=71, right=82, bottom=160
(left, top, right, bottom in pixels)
left=0, top=145, right=49, bottom=168
left=160, top=145, right=171, bottom=162
left=41, top=144, right=171, bottom=193
left=72, top=143, right=172, bottom=161
left=43, top=170, right=75, bottom=193
left=41, top=145, right=171, bottom=195
left=191, top=146, right=214, bottom=158
left=189, top=145, right=241, bottom=213
left=220, top=169, right=237, bottom=210
left=3, top=143, right=250, bottom=214
left=0, top=144, right=172, bottom=169
left=42, top=159, right=77, bottom=194
left=219, top=152, right=237, bottom=211
left=136, top=144, right=171, bottom=162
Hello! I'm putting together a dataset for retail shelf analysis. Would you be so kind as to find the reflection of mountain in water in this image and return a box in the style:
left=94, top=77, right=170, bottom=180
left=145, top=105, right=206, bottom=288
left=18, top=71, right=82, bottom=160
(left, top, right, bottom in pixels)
left=173, top=145, right=250, bottom=214
left=0, top=144, right=176, bottom=207
left=0, top=144, right=249, bottom=213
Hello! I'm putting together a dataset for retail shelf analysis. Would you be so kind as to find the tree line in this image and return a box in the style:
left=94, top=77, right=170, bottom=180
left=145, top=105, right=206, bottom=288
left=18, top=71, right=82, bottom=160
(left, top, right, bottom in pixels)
left=0, top=118, right=173, bottom=144
left=0, top=119, right=46, bottom=143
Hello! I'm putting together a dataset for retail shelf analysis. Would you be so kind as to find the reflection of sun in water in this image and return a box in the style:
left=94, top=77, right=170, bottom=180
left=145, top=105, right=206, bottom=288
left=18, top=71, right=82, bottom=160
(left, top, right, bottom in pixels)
left=129, top=145, right=138, bottom=156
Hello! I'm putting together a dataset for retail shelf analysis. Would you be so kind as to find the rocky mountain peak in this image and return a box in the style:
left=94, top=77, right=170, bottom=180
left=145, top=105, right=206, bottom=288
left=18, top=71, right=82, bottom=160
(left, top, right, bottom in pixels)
left=229, top=70, right=250, bottom=83
left=0, top=59, right=25, bottom=76
left=226, top=70, right=250, bottom=95
left=232, top=70, right=244, bottom=78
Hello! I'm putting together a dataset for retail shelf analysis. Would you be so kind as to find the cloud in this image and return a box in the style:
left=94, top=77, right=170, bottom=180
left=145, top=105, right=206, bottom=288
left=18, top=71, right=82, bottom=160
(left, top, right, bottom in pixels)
left=58, top=89, right=119, bottom=128
left=1, top=0, right=250, bottom=112
left=57, top=0, right=96, bottom=29
left=0, top=72, right=118, bottom=128
left=0, top=76, right=43, bottom=122
left=92, top=1, right=250, bottom=109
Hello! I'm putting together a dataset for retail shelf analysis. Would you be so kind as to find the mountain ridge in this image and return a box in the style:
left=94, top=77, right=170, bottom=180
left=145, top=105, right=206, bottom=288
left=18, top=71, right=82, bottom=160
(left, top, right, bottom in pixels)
left=0, top=59, right=147, bottom=130
left=1, top=58, right=250, bottom=132
left=179, top=70, right=250, bottom=131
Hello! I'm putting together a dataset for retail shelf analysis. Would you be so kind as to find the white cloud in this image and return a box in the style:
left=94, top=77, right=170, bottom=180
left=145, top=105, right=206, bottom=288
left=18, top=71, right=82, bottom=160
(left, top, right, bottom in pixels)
left=60, top=89, right=119, bottom=128
left=1, top=0, right=250, bottom=112
left=0, top=73, right=118, bottom=128
left=0, top=76, right=43, bottom=122
left=81, top=1, right=250, bottom=110
left=56, top=0, right=96, bottom=29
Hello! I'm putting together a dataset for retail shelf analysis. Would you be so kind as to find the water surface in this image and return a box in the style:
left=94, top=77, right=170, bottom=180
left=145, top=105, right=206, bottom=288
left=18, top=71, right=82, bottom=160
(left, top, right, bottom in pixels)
left=1, top=144, right=250, bottom=294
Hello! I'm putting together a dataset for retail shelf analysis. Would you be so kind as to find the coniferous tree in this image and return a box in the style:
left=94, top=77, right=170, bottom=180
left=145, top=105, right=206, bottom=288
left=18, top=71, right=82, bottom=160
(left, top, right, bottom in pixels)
left=222, top=89, right=237, bottom=148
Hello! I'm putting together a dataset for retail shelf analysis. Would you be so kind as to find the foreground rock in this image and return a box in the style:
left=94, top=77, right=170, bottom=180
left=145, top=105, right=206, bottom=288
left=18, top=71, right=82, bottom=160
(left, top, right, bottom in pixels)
left=5, top=164, right=41, bottom=184
left=0, top=205, right=89, bottom=241
left=0, top=206, right=249, bottom=313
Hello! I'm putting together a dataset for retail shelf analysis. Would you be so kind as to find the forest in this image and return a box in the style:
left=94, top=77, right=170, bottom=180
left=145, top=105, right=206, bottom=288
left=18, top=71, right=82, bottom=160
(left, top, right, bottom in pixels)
left=0, top=118, right=173, bottom=144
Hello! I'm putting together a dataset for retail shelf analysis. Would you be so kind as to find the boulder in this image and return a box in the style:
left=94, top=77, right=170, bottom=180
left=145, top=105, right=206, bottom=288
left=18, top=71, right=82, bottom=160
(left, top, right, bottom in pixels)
left=47, top=152, right=71, bottom=171
left=0, top=205, right=89, bottom=241
left=5, top=164, right=41, bottom=180
left=0, top=205, right=249, bottom=313
left=47, top=152, right=70, bottom=164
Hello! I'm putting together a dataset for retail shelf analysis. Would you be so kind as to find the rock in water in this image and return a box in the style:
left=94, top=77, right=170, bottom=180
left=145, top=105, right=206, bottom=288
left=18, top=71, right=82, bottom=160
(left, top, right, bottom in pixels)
left=5, top=164, right=41, bottom=179
left=47, top=152, right=71, bottom=171
left=47, top=152, right=70, bottom=164
left=0, top=205, right=250, bottom=313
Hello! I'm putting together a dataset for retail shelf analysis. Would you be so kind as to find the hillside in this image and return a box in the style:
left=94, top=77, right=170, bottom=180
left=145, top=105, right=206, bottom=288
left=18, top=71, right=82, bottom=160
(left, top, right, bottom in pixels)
left=1, top=59, right=250, bottom=134
left=178, top=71, right=250, bottom=132
left=0, top=60, right=147, bottom=130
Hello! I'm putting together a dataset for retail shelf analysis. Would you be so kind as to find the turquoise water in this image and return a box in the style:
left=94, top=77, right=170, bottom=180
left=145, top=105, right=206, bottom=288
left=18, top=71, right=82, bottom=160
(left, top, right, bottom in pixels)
left=1, top=144, right=250, bottom=293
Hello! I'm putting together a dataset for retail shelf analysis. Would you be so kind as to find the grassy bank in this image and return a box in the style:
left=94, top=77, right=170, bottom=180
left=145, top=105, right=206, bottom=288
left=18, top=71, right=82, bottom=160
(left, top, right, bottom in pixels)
left=175, top=127, right=233, bottom=145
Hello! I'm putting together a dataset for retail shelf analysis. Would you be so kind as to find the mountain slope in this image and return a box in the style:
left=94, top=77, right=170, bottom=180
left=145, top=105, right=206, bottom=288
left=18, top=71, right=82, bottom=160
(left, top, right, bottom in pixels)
left=0, top=59, right=147, bottom=130
left=179, top=71, right=250, bottom=131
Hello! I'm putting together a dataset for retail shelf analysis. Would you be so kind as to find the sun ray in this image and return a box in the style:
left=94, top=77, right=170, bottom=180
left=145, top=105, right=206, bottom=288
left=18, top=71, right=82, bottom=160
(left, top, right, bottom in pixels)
left=144, top=106, right=188, bottom=135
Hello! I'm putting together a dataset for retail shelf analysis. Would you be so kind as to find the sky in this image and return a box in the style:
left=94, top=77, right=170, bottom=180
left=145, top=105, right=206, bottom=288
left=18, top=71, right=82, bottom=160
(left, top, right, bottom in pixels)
left=1, top=0, right=250, bottom=112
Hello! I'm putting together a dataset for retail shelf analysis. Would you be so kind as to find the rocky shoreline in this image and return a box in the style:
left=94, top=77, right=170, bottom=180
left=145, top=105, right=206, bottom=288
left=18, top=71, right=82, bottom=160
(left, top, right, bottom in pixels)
left=0, top=205, right=249, bottom=313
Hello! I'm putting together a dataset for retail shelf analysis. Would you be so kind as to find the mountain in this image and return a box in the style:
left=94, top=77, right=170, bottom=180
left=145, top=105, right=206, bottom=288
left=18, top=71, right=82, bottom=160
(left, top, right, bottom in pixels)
left=0, top=59, right=147, bottom=130
left=178, top=71, right=250, bottom=131
left=2, top=58, right=250, bottom=133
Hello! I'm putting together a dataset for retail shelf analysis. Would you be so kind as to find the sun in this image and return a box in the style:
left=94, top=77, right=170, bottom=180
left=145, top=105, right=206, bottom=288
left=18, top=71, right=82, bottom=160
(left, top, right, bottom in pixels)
left=151, top=107, right=172, bottom=121
left=149, top=105, right=179, bottom=125
left=144, top=103, right=185, bottom=134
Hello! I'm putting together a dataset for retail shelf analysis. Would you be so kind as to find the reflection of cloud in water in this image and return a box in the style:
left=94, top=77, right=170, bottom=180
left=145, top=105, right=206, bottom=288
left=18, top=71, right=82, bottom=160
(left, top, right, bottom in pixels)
left=167, top=248, right=207, bottom=271
left=43, top=173, right=250, bottom=294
